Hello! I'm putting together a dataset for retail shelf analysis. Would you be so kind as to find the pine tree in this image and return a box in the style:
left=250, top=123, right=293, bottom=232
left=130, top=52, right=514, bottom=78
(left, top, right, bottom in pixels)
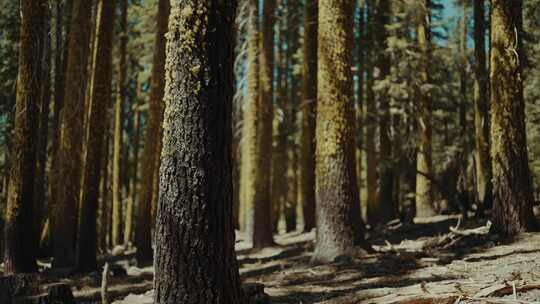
left=313, top=0, right=364, bottom=263
left=76, top=0, right=116, bottom=272
left=299, top=0, right=317, bottom=232
left=490, top=0, right=537, bottom=236
left=112, top=0, right=128, bottom=247
left=242, top=0, right=275, bottom=248
left=473, top=0, right=492, bottom=212
left=3, top=0, right=48, bottom=274
left=136, top=0, right=170, bottom=267
left=415, top=0, right=436, bottom=218
left=153, top=1, right=244, bottom=302
left=53, top=0, right=92, bottom=268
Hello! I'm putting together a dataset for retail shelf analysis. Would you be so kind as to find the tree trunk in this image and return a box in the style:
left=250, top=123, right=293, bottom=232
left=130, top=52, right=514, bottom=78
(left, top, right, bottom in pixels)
left=490, top=0, right=537, bottom=236
left=3, top=0, right=47, bottom=274
left=365, top=0, right=378, bottom=224
left=77, top=0, right=116, bottom=272
left=415, top=0, right=436, bottom=218
left=313, top=0, right=364, bottom=263
left=474, top=0, right=492, bottom=212
left=136, top=0, right=170, bottom=267
left=34, top=7, right=52, bottom=234
left=153, top=1, right=244, bottom=303
left=111, top=0, right=128, bottom=248
left=53, top=0, right=92, bottom=268
left=271, top=13, right=287, bottom=233
left=299, top=0, right=317, bottom=233
left=355, top=1, right=365, bottom=211
left=243, top=0, right=275, bottom=248
left=376, top=0, right=396, bottom=225
left=124, top=95, right=141, bottom=247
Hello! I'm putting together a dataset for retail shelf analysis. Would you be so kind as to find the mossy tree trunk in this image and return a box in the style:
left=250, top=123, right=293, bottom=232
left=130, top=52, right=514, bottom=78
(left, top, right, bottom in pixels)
left=53, top=0, right=92, bottom=268
left=76, top=0, right=115, bottom=272
left=490, top=0, right=537, bottom=236
left=153, top=1, right=244, bottom=302
left=136, top=0, right=170, bottom=266
left=111, top=0, right=128, bottom=248
left=313, top=0, right=364, bottom=263
left=300, top=0, right=317, bottom=232
left=242, top=0, right=275, bottom=248
left=3, top=0, right=48, bottom=274
left=473, top=0, right=492, bottom=212
left=415, top=0, right=436, bottom=218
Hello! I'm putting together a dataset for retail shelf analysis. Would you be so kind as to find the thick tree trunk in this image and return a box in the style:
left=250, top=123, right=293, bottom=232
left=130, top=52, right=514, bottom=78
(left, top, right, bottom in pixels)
left=53, top=0, right=92, bottom=268
left=153, top=1, right=244, bottom=303
left=77, top=0, right=116, bottom=272
left=299, top=0, right=317, bottom=233
left=313, top=0, right=364, bottom=263
left=415, top=0, right=436, bottom=218
left=243, top=0, right=275, bottom=248
left=124, top=99, right=140, bottom=247
left=136, top=0, right=170, bottom=266
left=474, top=0, right=492, bottom=212
left=3, top=0, right=47, bottom=274
left=490, top=0, right=537, bottom=236
left=111, top=0, right=128, bottom=248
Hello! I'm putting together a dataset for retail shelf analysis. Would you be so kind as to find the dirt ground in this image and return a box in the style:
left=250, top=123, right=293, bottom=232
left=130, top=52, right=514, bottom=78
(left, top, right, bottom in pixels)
left=6, top=215, right=540, bottom=304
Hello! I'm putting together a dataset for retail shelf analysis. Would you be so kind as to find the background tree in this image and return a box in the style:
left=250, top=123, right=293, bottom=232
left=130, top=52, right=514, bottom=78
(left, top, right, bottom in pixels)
left=76, top=0, right=115, bottom=272
left=53, top=0, right=92, bottom=268
left=3, top=0, right=48, bottom=274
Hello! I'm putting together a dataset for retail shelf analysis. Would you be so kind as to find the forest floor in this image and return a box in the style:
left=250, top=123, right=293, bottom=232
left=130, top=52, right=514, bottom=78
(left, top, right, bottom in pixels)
left=5, top=215, right=540, bottom=304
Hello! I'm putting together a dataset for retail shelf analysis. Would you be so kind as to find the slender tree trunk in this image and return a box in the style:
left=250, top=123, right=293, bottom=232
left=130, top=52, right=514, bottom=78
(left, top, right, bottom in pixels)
left=313, top=0, right=364, bottom=263
left=243, top=0, right=275, bottom=248
left=100, top=115, right=111, bottom=251
left=474, top=0, right=492, bottom=212
left=34, top=7, right=52, bottom=232
left=376, top=0, right=396, bottom=224
left=365, top=0, right=378, bottom=223
left=356, top=1, right=365, bottom=205
left=415, top=0, right=436, bottom=218
left=153, top=1, right=244, bottom=302
left=124, top=90, right=141, bottom=247
left=112, top=0, right=128, bottom=248
left=271, top=12, right=287, bottom=232
left=490, top=0, right=537, bottom=236
left=3, top=0, right=47, bottom=274
left=299, top=0, right=317, bottom=232
left=136, top=0, right=170, bottom=266
left=53, top=0, right=92, bottom=268
left=77, top=0, right=115, bottom=272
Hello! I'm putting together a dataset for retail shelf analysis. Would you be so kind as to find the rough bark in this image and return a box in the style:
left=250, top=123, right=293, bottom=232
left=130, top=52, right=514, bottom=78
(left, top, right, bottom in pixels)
left=355, top=1, right=365, bottom=207
left=3, top=0, right=47, bottom=274
left=415, top=0, right=436, bottom=218
left=153, top=1, right=244, bottom=303
left=473, top=0, right=493, bottom=212
left=242, top=0, right=275, bottom=248
left=313, top=0, right=364, bottom=263
left=53, top=0, right=92, bottom=268
left=77, top=0, right=116, bottom=273
left=300, top=0, right=317, bottom=233
left=111, top=0, right=128, bottom=247
left=136, top=0, right=170, bottom=266
left=490, top=0, right=537, bottom=236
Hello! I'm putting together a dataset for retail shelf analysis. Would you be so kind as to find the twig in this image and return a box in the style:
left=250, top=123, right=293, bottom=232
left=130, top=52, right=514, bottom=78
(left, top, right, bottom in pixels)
left=101, top=263, right=109, bottom=304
